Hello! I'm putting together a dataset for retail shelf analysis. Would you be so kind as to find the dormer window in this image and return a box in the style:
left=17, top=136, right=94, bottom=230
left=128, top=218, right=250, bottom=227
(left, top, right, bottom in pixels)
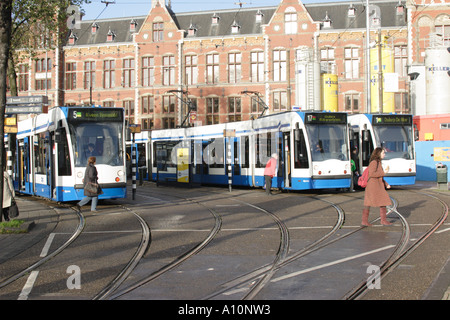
left=107, top=28, right=116, bottom=42
left=68, top=31, right=77, bottom=45
left=256, top=10, right=264, bottom=23
left=348, top=5, right=356, bottom=18
left=396, top=1, right=405, bottom=15
left=130, top=19, right=138, bottom=32
left=188, top=23, right=197, bottom=37
left=322, top=12, right=332, bottom=29
left=212, top=13, right=220, bottom=25
left=91, top=23, right=99, bottom=34
left=231, top=20, right=240, bottom=34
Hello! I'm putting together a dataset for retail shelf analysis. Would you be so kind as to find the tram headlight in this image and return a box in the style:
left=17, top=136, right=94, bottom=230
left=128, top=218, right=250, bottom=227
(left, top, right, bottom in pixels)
left=117, top=170, right=124, bottom=177
left=77, top=171, right=83, bottom=178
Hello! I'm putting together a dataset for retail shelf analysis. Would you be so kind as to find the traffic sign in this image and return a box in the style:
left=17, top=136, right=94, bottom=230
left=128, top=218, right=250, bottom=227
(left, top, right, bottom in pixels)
left=6, top=105, right=48, bottom=114
left=7, top=95, right=48, bottom=105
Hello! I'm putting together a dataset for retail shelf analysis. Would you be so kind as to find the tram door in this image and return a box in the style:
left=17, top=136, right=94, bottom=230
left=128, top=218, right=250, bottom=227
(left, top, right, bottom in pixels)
left=192, top=140, right=204, bottom=184
left=17, top=137, right=30, bottom=193
left=44, top=131, right=53, bottom=200
left=282, top=132, right=291, bottom=188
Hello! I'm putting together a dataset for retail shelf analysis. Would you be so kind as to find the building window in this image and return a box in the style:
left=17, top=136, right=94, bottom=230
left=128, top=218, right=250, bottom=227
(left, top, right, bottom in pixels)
left=320, top=47, right=335, bottom=74
left=142, top=56, right=154, bottom=87
left=285, top=13, right=297, bottom=34
left=123, top=100, right=135, bottom=124
left=206, top=97, right=219, bottom=125
left=273, top=91, right=287, bottom=111
left=103, top=60, right=115, bottom=89
left=163, top=95, right=176, bottom=113
left=345, top=93, right=359, bottom=112
left=273, top=49, right=287, bottom=82
left=395, top=92, right=409, bottom=114
left=35, top=58, right=51, bottom=72
left=228, top=97, right=241, bottom=122
left=141, top=96, right=154, bottom=115
left=231, top=21, right=240, bottom=34
left=251, top=96, right=265, bottom=114
left=35, top=79, right=51, bottom=91
left=65, top=62, right=76, bottom=90
left=123, top=58, right=135, bottom=88
left=162, top=118, right=175, bottom=129
left=251, top=51, right=264, bottom=82
left=163, top=55, right=175, bottom=86
left=435, top=24, right=450, bottom=41
left=91, top=23, right=99, bottom=34
left=394, top=45, right=407, bottom=77
left=185, top=55, right=198, bottom=85
left=344, top=47, right=359, bottom=79
left=130, top=19, right=137, bottom=32
left=228, top=52, right=241, bottom=84
left=153, top=22, right=164, bottom=42
left=212, top=13, right=220, bottom=25
left=18, top=64, right=29, bottom=92
left=206, top=53, right=219, bottom=84
left=142, top=118, right=153, bottom=130
left=103, top=101, right=114, bottom=108
left=84, top=61, right=95, bottom=90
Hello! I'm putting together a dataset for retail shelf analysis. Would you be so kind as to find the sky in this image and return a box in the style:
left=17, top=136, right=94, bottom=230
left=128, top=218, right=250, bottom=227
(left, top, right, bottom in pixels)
left=80, top=0, right=349, bottom=20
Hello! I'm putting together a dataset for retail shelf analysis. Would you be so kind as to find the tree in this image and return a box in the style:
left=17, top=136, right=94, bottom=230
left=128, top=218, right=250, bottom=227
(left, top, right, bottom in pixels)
left=0, top=0, right=12, bottom=216
left=0, top=0, right=89, bottom=213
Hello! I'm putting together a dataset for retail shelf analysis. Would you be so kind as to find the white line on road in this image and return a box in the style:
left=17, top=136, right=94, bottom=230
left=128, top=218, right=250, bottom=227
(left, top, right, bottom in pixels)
left=271, top=244, right=395, bottom=283
left=17, top=271, right=39, bottom=300
left=40, top=233, right=55, bottom=257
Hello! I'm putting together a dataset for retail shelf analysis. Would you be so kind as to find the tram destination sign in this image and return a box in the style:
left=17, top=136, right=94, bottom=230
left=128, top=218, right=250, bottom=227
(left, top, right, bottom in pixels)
left=373, top=115, right=412, bottom=126
left=69, top=108, right=123, bottom=122
left=305, top=113, right=347, bottom=124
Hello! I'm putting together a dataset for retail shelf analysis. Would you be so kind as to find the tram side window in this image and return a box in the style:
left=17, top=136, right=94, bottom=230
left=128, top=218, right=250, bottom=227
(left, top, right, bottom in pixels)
left=256, top=133, right=276, bottom=168
left=57, top=128, right=72, bottom=176
left=204, top=138, right=224, bottom=168
left=240, top=136, right=249, bottom=168
left=294, top=129, right=309, bottom=168
left=34, top=133, right=46, bottom=174
left=153, top=141, right=178, bottom=170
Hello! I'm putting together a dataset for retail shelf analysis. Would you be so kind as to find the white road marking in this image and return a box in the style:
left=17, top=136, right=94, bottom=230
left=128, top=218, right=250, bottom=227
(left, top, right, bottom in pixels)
left=40, top=233, right=55, bottom=257
left=18, top=271, right=39, bottom=300
left=271, top=244, right=395, bottom=283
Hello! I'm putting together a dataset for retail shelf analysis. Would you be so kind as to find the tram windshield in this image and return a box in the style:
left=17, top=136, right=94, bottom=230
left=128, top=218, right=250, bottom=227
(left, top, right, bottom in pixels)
left=306, top=124, right=348, bottom=161
left=373, top=125, right=414, bottom=160
left=69, top=122, right=124, bottom=167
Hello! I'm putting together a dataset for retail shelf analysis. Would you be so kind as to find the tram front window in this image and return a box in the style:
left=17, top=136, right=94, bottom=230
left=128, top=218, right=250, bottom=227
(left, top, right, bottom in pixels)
left=373, top=126, right=414, bottom=160
left=70, top=122, right=124, bottom=167
left=306, top=124, right=348, bottom=162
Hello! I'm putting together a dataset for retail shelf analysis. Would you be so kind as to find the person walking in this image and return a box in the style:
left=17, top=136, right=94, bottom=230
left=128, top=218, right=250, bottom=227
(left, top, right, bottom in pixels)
left=2, top=171, right=15, bottom=221
left=76, top=156, right=101, bottom=212
left=264, top=153, right=278, bottom=196
left=361, top=147, right=392, bottom=226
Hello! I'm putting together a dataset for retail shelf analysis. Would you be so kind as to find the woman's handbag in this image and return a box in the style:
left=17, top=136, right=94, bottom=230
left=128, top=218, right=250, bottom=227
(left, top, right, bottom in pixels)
left=8, top=199, right=19, bottom=218
left=85, top=182, right=103, bottom=195
left=85, top=182, right=99, bottom=194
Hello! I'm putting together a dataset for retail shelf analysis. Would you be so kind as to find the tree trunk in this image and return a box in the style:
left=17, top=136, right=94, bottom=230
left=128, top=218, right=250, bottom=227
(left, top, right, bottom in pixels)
left=0, top=0, right=13, bottom=213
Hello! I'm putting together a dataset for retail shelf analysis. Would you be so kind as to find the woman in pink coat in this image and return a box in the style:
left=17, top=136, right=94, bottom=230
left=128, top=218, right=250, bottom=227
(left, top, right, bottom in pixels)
left=264, top=153, right=278, bottom=195
left=361, top=147, right=392, bottom=226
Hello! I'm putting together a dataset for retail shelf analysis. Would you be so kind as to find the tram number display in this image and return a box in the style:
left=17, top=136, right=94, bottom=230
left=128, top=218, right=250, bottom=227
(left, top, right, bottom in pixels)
left=305, top=113, right=346, bottom=124
left=70, top=108, right=123, bottom=122
left=373, top=115, right=412, bottom=126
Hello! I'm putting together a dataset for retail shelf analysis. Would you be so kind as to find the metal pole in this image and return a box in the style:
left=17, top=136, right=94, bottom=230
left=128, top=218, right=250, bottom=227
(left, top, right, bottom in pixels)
left=132, top=132, right=136, bottom=200
left=378, top=30, right=383, bottom=113
left=365, top=0, right=371, bottom=113
left=227, top=140, right=232, bottom=192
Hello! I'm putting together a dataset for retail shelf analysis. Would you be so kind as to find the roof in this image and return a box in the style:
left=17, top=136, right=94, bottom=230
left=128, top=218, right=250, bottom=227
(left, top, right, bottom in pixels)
left=66, top=0, right=406, bottom=47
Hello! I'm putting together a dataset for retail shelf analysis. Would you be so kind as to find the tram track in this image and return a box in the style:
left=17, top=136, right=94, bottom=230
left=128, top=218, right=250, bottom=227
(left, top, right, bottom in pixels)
left=0, top=206, right=85, bottom=290
left=344, top=191, right=448, bottom=299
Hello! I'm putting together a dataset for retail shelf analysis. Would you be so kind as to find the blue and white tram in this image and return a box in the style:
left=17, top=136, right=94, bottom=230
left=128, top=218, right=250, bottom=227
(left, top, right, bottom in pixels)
left=348, top=114, right=416, bottom=186
left=14, top=106, right=127, bottom=201
left=150, top=111, right=351, bottom=190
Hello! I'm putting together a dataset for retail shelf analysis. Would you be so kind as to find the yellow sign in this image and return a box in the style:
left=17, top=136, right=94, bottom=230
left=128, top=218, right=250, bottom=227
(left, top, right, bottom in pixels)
left=321, top=73, right=338, bottom=112
left=370, top=47, right=395, bottom=113
left=177, top=148, right=190, bottom=183
left=434, top=147, right=450, bottom=162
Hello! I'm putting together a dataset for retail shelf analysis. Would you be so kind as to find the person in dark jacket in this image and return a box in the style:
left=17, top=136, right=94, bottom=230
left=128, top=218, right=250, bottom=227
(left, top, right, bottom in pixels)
left=361, top=147, right=392, bottom=226
left=76, top=156, right=100, bottom=212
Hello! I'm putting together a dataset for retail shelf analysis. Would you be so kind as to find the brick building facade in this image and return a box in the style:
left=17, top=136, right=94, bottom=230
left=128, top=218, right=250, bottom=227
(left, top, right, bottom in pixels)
left=9, top=0, right=450, bottom=129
